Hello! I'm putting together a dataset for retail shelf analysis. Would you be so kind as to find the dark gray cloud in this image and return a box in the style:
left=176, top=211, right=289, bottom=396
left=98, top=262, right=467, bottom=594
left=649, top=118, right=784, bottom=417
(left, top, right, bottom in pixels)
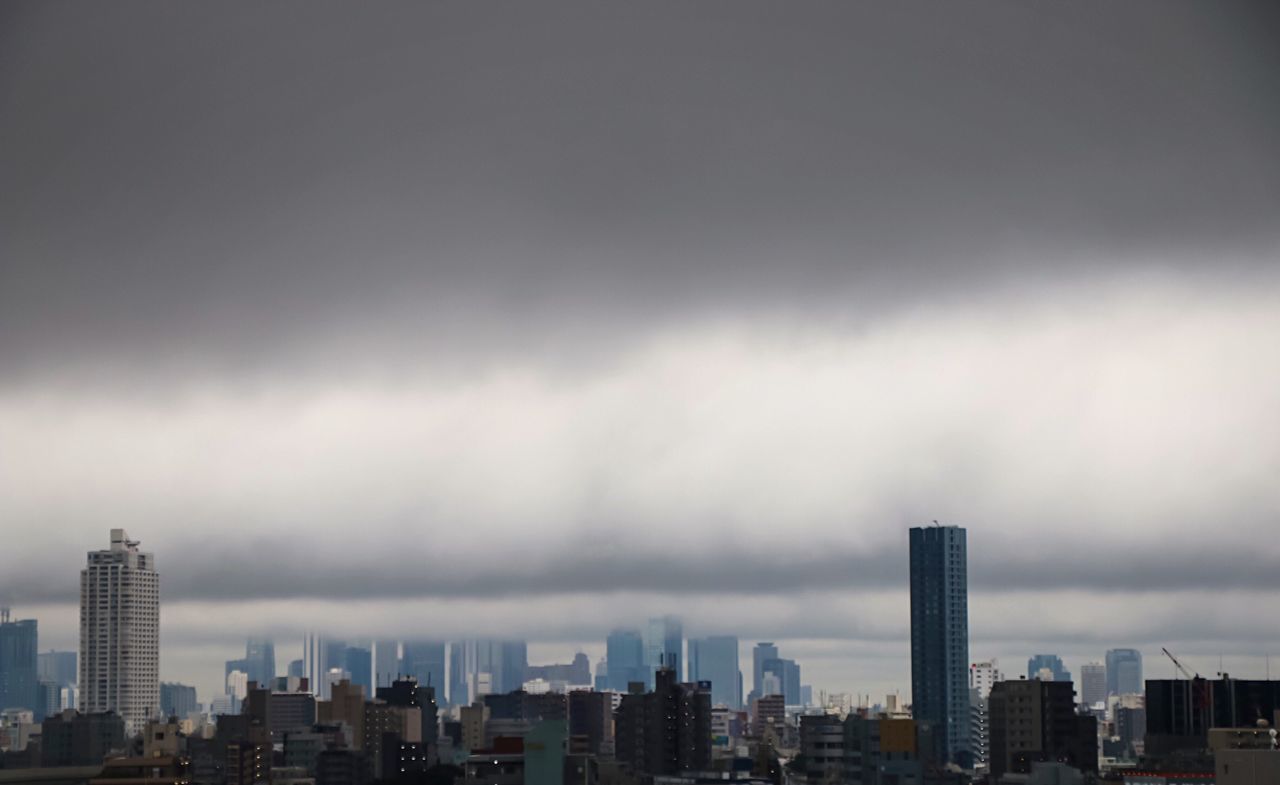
left=2, top=1, right=1278, bottom=384
left=4, top=2, right=1280, bottom=698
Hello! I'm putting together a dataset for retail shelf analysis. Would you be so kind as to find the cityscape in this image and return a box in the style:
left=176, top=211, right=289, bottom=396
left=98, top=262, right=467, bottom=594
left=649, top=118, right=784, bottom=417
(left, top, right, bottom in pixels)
left=2, top=526, right=1275, bottom=785
left=3, top=2, right=1279, bottom=785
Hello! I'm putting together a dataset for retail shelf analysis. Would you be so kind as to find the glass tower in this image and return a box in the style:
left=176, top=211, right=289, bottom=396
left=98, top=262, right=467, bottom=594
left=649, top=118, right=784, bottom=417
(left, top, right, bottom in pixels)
left=910, top=524, right=970, bottom=768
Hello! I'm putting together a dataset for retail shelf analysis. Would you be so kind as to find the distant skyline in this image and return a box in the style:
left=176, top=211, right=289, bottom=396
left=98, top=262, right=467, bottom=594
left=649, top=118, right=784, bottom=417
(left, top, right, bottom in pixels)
left=2, top=2, right=1280, bottom=703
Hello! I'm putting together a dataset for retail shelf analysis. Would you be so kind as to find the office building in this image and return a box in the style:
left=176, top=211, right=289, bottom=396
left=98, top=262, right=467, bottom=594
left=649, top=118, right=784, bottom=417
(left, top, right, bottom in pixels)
left=645, top=616, right=683, bottom=681
left=1106, top=649, right=1143, bottom=696
left=1145, top=677, right=1280, bottom=757
left=1080, top=662, right=1106, bottom=706
left=988, top=679, right=1096, bottom=781
left=688, top=635, right=742, bottom=709
left=1027, top=654, right=1071, bottom=683
left=604, top=630, right=647, bottom=692
left=751, top=642, right=779, bottom=702
left=38, top=651, right=78, bottom=691
left=160, top=682, right=198, bottom=718
left=401, top=641, right=446, bottom=701
left=450, top=640, right=528, bottom=706
left=909, top=524, right=971, bottom=767
left=761, top=657, right=801, bottom=707
left=79, top=529, right=160, bottom=735
left=0, top=611, right=38, bottom=715
left=345, top=645, right=373, bottom=695
left=374, top=639, right=399, bottom=689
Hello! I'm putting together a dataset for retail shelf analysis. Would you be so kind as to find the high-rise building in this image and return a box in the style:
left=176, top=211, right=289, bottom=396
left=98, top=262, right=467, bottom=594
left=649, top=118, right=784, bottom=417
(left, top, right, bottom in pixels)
left=344, top=646, right=372, bottom=695
left=909, top=524, right=970, bottom=768
left=449, top=640, right=527, bottom=705
left=0, top=611, right=38, bottom=714
left=1080, top=662, right=1106, bottom=706
left=37, top=651, right=78, bottom=692
left=160, top=682, right=198, bottom=718
left=604, top=629, right=647, bottom=692
left=245, top=638, right=276, bottom=686
left=1105, top=649, right=1143, bottom=696
left=374, top=639, right=399, bottom=689
left=401, top=641, right=446, bottom=701
left=79, top=529, right=160, bottom=735
left=760, top=658, right=801, bottom=707
left=688, top=636, right=741, bottom=709
left=645, top=616, right=683, bottom=682
left=1027, top=654, right=1071, bottom=683
left=751, top=642, right=779, bottom=702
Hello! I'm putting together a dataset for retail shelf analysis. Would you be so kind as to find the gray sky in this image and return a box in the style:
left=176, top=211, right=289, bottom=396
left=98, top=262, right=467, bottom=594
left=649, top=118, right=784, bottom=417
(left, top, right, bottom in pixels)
left=2, top=1, right=1279, bottom=702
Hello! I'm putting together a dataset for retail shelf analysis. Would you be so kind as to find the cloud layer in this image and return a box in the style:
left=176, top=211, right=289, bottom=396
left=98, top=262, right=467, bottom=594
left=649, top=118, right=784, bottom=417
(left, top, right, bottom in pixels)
left=2, top=1, right=1279, bottom=701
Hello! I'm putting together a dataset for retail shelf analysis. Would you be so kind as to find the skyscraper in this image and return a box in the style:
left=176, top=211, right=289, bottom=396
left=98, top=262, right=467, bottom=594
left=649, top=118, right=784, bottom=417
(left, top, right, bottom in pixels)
left=401, top=641, right=446, bottom=701
left=1026, top=654, right=1070, bottom=683
left=604, top=629, right=647, bottom=692
left=1080, top=662, right=1106, bottom=706
left=909, top=524, right=970, bottom=768
left=751, top=642, right=779, bottom=702
left=449, top=639, right=527, bottom=704
left=374, top=639, right=399, bottom=689
left=688, top=635, right=742, bottom=709
left=79, top=529, right=160, bottom=734
left=245, top=638, right=276, bottom=686
left=1105, top=649, right=1143, bottom=696
left=646, top=616, right=682, bottom=682
left=0, top=610, right=38, bottom=713
left=760, top=658, right=801, bottom=707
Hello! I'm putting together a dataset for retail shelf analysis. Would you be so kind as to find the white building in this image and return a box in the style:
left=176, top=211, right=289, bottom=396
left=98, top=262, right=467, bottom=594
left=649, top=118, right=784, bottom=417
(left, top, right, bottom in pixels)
left=79, top=529, right=160, bottom=735
left=1080, top=662, right=1107, bottom=707
left=970, top=660, right=1001, bottom=698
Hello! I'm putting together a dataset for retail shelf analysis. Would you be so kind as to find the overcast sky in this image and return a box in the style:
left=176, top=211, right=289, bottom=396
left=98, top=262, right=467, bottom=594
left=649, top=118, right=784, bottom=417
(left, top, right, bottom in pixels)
left=2, top=1, right=1279, bottom=702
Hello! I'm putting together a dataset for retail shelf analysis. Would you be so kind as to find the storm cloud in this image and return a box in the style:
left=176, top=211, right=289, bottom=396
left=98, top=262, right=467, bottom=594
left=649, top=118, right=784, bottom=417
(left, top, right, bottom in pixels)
left=2, top=1, right=1279, bottom=700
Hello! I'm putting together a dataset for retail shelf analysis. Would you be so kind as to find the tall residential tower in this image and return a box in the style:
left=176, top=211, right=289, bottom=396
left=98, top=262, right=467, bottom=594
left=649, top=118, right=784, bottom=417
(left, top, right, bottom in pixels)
left=79, top=530, right=160, bottom=735
left=909, top=524, right=970, bottom=768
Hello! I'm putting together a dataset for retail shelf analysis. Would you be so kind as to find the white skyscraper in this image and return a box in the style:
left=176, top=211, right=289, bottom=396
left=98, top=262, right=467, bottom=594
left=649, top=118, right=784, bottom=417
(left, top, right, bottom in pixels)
left=79, top=529, right=159, bottom=735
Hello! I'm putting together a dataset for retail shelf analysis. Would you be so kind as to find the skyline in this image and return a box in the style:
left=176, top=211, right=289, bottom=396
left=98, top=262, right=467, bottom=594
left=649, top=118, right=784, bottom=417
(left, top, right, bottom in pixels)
left=3, top=1, right=1280, bottom=711
left=3, top=528, right=1270, bottom=707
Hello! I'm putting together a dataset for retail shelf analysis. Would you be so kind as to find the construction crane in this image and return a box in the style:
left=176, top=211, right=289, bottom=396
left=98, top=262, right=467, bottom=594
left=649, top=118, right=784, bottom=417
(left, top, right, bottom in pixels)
left=1162, top=647, right=1199, bottom=680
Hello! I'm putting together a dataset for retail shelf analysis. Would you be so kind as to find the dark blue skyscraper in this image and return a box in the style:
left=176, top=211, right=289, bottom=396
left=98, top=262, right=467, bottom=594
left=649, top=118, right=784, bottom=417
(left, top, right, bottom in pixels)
left=0, top=612, right=38, bottom=713
left=910, top=524, right=970, bottom=768
left=688, top=636, right=741, bottom=709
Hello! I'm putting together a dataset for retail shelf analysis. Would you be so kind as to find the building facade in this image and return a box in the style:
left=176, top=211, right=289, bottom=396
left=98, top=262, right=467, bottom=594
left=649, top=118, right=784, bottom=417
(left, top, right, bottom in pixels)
left=688, top=635, right=742, bottom=709
left=0, top=611, right=38, bottom=715
left=909, top=524, right=970, bottom=767
left=1080, top=662, right=1106, bottom=706
left=1106, top=649, right=1143, bottom=697
left=79, top=529, right=160, bottom=735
